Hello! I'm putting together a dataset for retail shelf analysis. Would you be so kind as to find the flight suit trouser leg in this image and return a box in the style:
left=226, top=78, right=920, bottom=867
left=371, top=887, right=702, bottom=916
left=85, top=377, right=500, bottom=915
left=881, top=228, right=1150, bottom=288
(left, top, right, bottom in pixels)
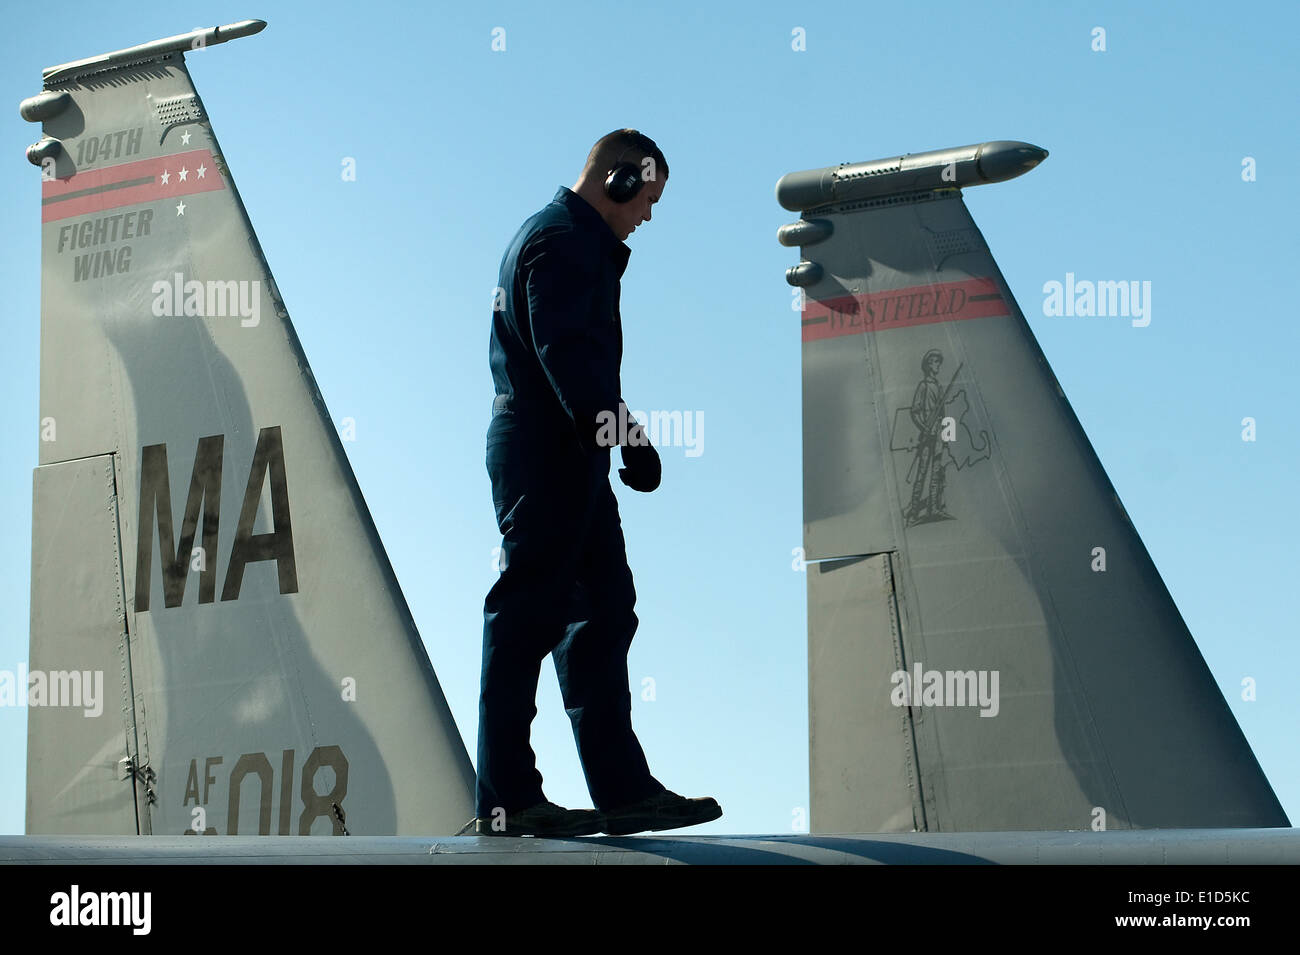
left=478, top=428, right=589, bottom=818
left=552, top=475, right=665, bottom=812
left=478, top=424, right=662, bottom=818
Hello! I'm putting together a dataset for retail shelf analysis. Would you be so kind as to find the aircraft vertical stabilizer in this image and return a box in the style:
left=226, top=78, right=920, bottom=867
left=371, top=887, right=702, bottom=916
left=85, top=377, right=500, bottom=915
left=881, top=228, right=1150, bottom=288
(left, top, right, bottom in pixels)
left=777, top=142, right=1289, bottom=833
left=21, top=22, right=475, bottom=836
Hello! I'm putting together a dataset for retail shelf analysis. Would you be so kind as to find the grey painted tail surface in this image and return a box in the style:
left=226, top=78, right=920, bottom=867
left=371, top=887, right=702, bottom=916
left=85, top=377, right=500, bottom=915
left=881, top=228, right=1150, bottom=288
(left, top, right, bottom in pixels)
left=23, top=23, right=475, bottom=836
left=778, top=143, right=1289, bottom=833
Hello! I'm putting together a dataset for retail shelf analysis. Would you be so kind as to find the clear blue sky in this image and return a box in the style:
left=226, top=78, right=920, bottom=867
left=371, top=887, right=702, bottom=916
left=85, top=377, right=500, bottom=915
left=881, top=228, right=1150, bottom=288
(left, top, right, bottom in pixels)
left=1, top=1, right=1296, bottom=835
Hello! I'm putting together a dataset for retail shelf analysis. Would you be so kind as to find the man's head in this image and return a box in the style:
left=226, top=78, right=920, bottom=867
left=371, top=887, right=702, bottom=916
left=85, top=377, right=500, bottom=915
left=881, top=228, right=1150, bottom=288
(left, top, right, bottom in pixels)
left=572, top=129, right=668, bottom=242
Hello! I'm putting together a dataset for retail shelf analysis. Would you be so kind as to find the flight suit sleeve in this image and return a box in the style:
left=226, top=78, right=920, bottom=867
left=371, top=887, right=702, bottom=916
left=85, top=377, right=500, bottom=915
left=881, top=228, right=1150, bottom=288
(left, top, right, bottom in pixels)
left=523, top=230, right=621, bottom=447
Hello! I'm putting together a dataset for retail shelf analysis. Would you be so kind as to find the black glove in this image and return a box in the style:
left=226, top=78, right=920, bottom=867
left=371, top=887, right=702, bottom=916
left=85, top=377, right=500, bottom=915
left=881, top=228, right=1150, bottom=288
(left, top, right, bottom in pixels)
left=618, top=424, right=661, bottom=492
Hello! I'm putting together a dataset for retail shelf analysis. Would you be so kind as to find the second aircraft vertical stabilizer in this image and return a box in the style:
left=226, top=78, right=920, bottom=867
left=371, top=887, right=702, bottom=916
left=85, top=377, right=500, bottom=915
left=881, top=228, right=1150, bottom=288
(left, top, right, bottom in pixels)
left=778, top=142, right=1288, bottom=833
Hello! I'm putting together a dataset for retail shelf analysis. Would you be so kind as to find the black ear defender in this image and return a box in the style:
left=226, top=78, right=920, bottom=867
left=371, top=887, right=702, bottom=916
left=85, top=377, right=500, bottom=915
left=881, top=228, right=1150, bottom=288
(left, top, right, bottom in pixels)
left=603, top=132, right=659, bottom=203
left=604, top=159, right=642, bottom=203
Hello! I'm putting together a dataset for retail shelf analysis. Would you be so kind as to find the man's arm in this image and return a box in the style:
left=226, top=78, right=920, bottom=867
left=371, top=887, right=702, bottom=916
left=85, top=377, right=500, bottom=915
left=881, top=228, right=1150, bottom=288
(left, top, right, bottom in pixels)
left=523, top=230, right=621, bottom=450
left=615, top=398, right=661, bottom=492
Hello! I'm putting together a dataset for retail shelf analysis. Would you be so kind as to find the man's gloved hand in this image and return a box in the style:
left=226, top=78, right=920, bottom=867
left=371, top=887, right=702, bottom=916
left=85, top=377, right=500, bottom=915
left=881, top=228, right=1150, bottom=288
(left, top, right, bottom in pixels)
left=618, top=425, right=661, bottom=492
left=574, top=400, right=661, bottom=491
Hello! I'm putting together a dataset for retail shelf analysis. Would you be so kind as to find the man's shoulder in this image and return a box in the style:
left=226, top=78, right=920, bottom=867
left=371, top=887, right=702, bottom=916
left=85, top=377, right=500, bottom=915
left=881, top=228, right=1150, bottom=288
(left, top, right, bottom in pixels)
left=517, top=211, right=598, bottom=271
left=526, top=203, right=588, bottom=242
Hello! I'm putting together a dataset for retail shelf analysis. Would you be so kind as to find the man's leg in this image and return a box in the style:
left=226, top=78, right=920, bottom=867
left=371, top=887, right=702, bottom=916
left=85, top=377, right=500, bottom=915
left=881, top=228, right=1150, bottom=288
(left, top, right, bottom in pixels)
left=552, top=470, right=665, bottom=812
left=478, top=433, right=595, bottom=818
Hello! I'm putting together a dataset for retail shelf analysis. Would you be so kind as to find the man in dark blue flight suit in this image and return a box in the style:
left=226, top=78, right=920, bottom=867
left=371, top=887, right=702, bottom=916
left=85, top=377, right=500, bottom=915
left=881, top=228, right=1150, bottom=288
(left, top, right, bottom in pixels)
left=475, top=129, right=721, bottom=837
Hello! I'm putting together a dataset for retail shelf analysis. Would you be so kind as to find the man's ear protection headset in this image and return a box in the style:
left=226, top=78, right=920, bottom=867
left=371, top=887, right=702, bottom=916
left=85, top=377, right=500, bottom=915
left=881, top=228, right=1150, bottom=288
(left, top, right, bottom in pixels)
left=603, top=133, right=658, bottom=204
